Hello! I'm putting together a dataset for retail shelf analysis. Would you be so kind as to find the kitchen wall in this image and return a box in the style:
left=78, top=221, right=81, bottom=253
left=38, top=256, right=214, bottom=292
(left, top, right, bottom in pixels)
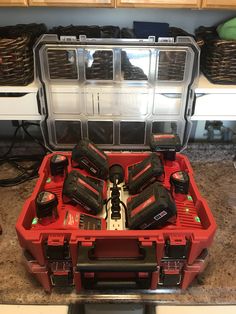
left=0, top=7, right=235, bottom=33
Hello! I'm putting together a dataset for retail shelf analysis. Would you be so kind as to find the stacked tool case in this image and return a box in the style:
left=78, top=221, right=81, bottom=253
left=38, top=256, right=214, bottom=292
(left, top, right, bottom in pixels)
left=16, top=35, right=216, bottom=292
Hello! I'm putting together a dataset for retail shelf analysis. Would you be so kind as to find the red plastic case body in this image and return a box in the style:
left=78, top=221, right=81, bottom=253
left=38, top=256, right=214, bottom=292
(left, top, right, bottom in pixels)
left=16, top=152, right=216, bottom=292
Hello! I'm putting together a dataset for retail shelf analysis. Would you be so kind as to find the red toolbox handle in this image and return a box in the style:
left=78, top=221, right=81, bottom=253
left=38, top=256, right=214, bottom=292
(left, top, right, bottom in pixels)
left=76, top=243, right=157, bottom=272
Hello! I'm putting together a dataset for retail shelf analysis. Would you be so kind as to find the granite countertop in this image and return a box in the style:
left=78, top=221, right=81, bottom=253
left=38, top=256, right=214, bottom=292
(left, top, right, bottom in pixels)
left=0, top=144, right=235, bottom=305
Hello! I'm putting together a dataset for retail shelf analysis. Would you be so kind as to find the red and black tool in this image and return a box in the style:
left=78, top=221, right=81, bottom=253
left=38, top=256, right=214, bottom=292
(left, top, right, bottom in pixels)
left=170, top=171, right=190, bottom=202
left=71, top=139, right=109, bottom=179
left=50, top=154, right=68, bottom=181
left=150, top=133, right=181, bottom=162
left=35, top=191, right=58, bottom=225
left=50, top=154, right=68, bottom=176
left=62, top=170, right=104, bottom=215
left=127, top=182, right=176, bottom=230
left=128, top=153, right=164, bottom=195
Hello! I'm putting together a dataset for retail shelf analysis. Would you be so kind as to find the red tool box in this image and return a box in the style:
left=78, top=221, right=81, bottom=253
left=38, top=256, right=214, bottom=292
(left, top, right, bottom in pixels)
left=16, top=150, right=216, bottom=292
left=16, top=35, right=216, bottom=292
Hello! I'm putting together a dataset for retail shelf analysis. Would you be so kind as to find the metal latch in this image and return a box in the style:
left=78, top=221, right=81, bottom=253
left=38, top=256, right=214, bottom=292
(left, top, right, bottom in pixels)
left=165, top=236, right=189, bottom=259
left=159, top=268, right=182, bottom=286
left=50, top=261, right=73, bottom=286
left=159, top=260, right=184, bottom=286
left=60, top=36, right=77, bottom=42
left=45, top=235, right=70, bottom=260
left=158, top=37, right=175, bottom=43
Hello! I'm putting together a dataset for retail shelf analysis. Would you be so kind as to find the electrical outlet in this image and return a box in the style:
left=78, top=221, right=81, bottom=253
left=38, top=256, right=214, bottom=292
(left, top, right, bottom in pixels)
left=106, top=182, right=127, bottom=231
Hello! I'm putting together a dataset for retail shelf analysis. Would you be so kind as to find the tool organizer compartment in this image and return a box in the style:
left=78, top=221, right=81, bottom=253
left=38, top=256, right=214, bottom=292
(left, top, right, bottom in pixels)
left=16, top=150, right=216, bottom=292
left=34, top=34, right=199, bottom=151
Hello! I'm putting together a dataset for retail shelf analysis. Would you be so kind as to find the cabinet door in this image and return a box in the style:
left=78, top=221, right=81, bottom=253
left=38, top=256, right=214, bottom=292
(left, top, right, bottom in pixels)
left=0, top=0, right=28, bottom=5
left=29, top=0, right=115, bottom=6
left=202, top=0, right=236, bottom=8
left=116, top=0, right=200, bottom=8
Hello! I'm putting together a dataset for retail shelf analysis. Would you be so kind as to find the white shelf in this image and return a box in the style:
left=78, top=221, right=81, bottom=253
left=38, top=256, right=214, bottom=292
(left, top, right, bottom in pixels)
left=196, top=75, right=236, bottom=94
left=0, top=81, right=40, bottom=120
left=0, top=81, right=39, bottom=93
left=1, top=75, right=235, bottom=93
left=192, top=93, right=236, bottom=121
left=193, top=75, right=236, bottom=121
left=0, top=75, right=236, bottom=121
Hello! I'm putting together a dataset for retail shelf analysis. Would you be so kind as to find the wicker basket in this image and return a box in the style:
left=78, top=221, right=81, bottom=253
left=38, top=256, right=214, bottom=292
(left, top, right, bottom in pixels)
left=100, top=26, right=120, bottom=38
left=49, top=25, right=101, bottom=38
left=48, top=25, right=121, bottom=80
left=160, top=27, right=193, bottom=81
left=86, top=50, right=147, bottom=80
left=196, top=26, right=236, bottom=84
left=47, top=25, right=191, bottom=81
left=0, top=23, right=47, bottom=86
left=49, top=25, right=121, bottom=39
left=120, top=26, right=193, bottom=81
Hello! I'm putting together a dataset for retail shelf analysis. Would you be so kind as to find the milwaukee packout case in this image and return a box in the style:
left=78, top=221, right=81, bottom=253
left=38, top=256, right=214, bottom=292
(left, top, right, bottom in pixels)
left=16, top=35, right=216, bottom=292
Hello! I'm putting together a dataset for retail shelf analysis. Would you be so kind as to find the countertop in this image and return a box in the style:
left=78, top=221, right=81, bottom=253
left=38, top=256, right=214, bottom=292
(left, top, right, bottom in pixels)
left=0, top=144, right=235, bottom=305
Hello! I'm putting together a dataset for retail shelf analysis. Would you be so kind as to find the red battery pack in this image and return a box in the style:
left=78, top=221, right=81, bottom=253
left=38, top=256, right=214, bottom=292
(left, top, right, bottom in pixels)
left=128, top=153, right=164, bottom=194
left=62, top=170, right=106, bottom=215
left=72, top=139, right=109, bottom=179
left=127, top=182, right=176, bottom=230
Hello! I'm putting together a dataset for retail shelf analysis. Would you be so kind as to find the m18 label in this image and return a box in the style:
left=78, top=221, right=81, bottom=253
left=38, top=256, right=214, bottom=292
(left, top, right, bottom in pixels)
left=154, top=210, right=167, bottom=221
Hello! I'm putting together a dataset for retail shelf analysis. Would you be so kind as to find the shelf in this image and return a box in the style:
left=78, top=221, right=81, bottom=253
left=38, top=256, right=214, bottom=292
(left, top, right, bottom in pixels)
left=0, top=81, right=40, bottom=120
left=0, top=81, right=38, bottom=93
left=0, top=75, right=236, bottom=121
left=1, top=75, right=235, bottom=93
left=192, top=93, right=236, bottom=121
left=196, top=75, right=236, bottom=94
left=193, top=75, right=236, bottom=121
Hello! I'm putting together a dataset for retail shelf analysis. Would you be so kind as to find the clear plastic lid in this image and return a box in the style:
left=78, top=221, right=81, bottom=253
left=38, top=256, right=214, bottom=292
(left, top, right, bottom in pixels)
left=34, top=34, right=199, bottom=151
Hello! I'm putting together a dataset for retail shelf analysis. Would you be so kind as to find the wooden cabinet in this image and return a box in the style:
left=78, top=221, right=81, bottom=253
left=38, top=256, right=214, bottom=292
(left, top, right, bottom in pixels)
left=116, top=0, right=201, bottom=8
left=2, top=0, right=236, bottom=8
left=116, top=0, right=236, bottom=8
left=0, top=0, right=27, bottom=5
left=29, top=0, right=115, bottom=6
left=1, top=0, right=236, bottom=12
left=202, top=0, right=236, bottom=9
